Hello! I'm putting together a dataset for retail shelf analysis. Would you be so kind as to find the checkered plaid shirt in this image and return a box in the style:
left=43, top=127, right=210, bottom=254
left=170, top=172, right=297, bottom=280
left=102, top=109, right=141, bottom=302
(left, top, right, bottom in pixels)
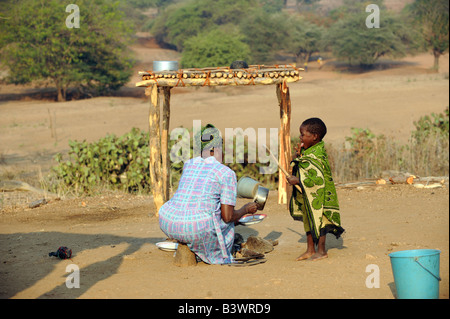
left=158, top=156, right=237, bottom=264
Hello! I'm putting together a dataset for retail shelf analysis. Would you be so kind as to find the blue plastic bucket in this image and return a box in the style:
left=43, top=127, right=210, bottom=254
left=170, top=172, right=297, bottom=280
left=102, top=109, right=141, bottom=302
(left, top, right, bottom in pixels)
left=389, top=249, right=441, bottom=299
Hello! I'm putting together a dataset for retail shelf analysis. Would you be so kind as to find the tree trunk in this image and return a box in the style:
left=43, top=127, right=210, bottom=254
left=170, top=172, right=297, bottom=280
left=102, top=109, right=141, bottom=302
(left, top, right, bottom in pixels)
left=55, top=79, right=64, bottom=102
left=294, top=53, right=301, bottom=65
left=433, top=50, right=440, bottom=72
left=305, top=52, right=312, bottom=65
left=63, top=81, right=71, bottom=101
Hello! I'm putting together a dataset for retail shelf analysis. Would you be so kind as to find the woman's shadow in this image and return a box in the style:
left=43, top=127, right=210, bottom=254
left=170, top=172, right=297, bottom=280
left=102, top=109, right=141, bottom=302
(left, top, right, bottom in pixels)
left=0, top=231, right=165, bottom=299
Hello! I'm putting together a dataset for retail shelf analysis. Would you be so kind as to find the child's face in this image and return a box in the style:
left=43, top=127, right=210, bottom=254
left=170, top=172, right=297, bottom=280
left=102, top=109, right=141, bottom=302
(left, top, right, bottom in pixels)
left=300, top=125, right=318, bottom=150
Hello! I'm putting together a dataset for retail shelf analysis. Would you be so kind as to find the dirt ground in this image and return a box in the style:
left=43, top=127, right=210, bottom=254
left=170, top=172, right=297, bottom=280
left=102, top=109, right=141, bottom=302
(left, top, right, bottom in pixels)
left=0, top=35, right=449, bottom=299
left=0, top=185, right=448, bottom=300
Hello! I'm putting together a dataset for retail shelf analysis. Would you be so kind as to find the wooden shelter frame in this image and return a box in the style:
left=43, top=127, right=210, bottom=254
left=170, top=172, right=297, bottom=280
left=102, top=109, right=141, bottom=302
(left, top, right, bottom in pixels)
left=136, top=64, right=303, bottom=214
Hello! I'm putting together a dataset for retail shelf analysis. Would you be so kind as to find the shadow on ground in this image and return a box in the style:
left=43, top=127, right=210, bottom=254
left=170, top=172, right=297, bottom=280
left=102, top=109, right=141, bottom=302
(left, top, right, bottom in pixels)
left=0, top=231, right=165, bottom=298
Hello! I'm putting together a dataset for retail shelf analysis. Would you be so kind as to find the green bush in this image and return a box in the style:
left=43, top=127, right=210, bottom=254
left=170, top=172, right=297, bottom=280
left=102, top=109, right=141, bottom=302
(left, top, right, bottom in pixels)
left=226, top=136, right=279, bottom=189
left=50, top=127, right=280, bottom=195
left=408, top=107, right=449, bottom=176
left=412, top=107, right=449, bottom=142
left=51, top=128, right=150, bottom=194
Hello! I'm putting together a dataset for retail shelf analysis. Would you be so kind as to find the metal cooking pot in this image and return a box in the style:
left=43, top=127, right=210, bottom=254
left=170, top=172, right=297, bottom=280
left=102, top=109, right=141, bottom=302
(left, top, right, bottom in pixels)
left=153, top=61, right=179, bottom=72
left=253, top=185, right=269, bottom=211
left=237, top=176, right=261, bottom=199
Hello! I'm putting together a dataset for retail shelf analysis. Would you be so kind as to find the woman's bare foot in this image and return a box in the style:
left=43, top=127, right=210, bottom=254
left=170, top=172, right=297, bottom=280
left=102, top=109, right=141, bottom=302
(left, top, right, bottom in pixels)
left=310, top=252, right=328, bottom=261
left=296, top=251, right=314, bottom=261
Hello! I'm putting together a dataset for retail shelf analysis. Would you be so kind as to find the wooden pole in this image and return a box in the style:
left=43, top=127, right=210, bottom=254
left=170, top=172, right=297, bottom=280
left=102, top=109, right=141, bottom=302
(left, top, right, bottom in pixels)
left=276, top=81, right=292, bottom=206
left=161, top=87, right=171, bottom=202
left=146, top=84, right=165, bottom=215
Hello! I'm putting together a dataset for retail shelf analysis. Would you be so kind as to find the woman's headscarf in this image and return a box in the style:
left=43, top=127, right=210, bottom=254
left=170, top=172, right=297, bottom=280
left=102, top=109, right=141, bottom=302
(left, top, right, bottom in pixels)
left=197, top=124, right=222, bottom=153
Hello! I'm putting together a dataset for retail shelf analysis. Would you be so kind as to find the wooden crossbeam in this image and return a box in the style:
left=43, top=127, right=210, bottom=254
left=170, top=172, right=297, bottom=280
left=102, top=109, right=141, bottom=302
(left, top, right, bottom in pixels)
left=136, top=66, right=302, bottom=88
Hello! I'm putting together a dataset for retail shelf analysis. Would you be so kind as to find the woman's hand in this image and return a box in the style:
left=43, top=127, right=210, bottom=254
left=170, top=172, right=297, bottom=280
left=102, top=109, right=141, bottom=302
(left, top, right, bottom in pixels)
left=286, top=175, right=300, bottom=186
left=244, top=202, right=258, bottom=215
left=221, top=202, right=258, bottom=224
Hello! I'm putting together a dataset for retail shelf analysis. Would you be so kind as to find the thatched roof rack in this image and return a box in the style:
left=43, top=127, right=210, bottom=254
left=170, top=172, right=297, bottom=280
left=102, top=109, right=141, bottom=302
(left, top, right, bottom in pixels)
left=136, top=64, right=302, bottom=88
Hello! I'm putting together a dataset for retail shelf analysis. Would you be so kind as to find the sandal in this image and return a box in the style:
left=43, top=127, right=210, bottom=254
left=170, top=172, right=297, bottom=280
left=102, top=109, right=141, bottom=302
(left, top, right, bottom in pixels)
left=227, top=257, right=267, bottom=267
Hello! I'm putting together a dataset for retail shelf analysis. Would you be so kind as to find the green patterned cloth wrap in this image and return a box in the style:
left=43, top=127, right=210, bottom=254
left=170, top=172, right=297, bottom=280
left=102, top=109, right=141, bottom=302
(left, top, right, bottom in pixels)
left=289, top=141, right=344, bottom=244
left=195, top=124, right=223, bottom=152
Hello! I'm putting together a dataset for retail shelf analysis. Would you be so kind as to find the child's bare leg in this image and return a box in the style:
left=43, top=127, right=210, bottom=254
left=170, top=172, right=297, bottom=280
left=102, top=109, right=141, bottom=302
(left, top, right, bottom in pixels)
left=310, top=235, right=328, bottom=261
left=296, top=232, right=315, bottom=261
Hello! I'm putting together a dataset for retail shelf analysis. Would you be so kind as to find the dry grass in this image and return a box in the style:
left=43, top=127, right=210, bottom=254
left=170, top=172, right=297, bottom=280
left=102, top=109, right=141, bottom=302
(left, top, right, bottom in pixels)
left=326, top=128, right=449, bottom=183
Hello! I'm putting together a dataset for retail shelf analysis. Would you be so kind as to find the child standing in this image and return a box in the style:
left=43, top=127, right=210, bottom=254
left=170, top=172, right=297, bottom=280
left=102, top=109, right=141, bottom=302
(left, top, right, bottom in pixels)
left=287, top=118, right=344, bottom=261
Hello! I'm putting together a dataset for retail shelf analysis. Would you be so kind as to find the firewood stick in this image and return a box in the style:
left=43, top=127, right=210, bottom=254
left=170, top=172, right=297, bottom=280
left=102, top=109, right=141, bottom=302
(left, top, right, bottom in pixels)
left=263, top=144, right=302, bottom=193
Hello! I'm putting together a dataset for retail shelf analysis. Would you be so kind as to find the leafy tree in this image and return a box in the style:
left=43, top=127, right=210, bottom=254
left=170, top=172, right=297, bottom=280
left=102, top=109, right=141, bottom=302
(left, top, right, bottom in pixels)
left=151, top=0, right=257, bottom=51
left=239, top=10, right=290, bottom=63
left=328, top=0, right=386, bottom=19
left=406, top=0, right=449, bottom=71
left=180, top=28, right=252, bottom=68
left=126, top=0, right=177, bottom=9
left=322, top=11, right=420, bottom=68
left=0, top=0, right=135, bottom=101
left=285, top=15, right=323, bottom=64
left=295, top=0, right=320, bottom=11
left=151, top=0, right=294, bottom=64
left=260, top=0, right=285, bottom=13
left=152, top=0, right=211, bottom=51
